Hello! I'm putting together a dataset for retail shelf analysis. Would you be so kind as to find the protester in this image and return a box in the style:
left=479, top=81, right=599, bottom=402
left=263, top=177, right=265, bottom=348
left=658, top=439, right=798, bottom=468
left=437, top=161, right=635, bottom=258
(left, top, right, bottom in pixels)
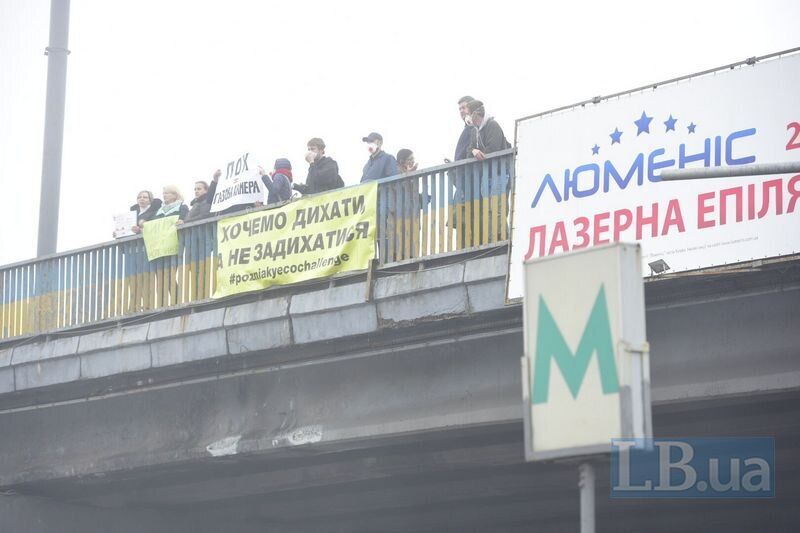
left=259, top=158, right=293, bottom=205
left=361, top=132, right=398, bottom=182
left=467, top=100, right=510, bottom=160
left=130, top=190, right=162, bottom=233
left=206, top=169, right=255, bottom=216
left=396, top=149, right=418, bottom=175
left=185, top=181, right=212, bottom=222
left=467, top=100, right=511, bottom=241
left=293, top=138, right=344, bottom=195
left=454, top=95, right=475, bottom=162
left=153, top=185, right=189, bottom=223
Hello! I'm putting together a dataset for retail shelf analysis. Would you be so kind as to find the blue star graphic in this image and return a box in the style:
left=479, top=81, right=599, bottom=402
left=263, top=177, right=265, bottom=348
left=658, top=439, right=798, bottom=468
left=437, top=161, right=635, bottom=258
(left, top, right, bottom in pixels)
left=634, top=111, right=653, bottom=135
left=610, top=128, right=623, bottom=145
left=591, top=144, right=600, bottom=155
left=664, top=115, right=678, bottom=132
left=687, top=122, right=697, bottom=134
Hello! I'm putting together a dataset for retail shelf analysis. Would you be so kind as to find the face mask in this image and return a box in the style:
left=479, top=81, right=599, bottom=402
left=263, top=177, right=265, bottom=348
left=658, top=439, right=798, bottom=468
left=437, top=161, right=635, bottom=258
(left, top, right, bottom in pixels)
left=305, top=151, right=316, bottom=163
left=464, top=115, right=473, bottom=126
left=368, top=143, right=378, bottom=154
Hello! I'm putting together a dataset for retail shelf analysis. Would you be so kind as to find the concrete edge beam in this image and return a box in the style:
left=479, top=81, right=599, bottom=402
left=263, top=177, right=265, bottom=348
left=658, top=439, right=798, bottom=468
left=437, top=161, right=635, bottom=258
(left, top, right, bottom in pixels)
left=290, top=282, right=369, bottom=315
left=14, top=357, right=81, bottom=391
left=147, top=308, right=226, bottom=341
left=463, top=254, right=508, bottom=284
left=150, top=329, right=228, bottom=368
left=80, top=344, right=152, bottom=380
left=10, top=336, right=79, bottom=366
left=466, top=279, right=507, bottom=314
left=227, top=319, right=293, bottom=355
left=373, top=263, right=465, bottom=300
left=292, top=304, right=379, bottom=344
left=223, top=297, right=289, bottom=327
left=77, top=323, right=150, bottom=354
left=0, top=367, right=13, bottom=394
left=377, top=285, right=469, bottom=325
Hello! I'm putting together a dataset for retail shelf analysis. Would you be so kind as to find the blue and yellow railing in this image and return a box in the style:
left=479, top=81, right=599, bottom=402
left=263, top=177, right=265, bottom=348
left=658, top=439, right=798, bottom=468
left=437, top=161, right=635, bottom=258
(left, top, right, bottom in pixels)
left=0, top=149, right=513, bottom=340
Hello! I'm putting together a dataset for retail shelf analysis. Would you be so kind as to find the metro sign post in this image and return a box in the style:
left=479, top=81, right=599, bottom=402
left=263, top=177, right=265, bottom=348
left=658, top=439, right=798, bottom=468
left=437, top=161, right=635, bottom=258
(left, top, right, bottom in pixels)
left=522, top=243, right=652, bottom=532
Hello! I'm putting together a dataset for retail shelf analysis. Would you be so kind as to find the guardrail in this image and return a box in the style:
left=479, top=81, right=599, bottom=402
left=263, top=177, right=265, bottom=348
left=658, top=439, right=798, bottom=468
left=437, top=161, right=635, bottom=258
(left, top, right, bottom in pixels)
left=0, top=149, right=513, bottom=340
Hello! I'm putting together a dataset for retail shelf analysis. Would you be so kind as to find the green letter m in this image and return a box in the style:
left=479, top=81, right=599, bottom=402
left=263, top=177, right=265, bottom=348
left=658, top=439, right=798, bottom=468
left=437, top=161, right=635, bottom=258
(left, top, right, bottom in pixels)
left=531, top=285, right=619, bottom=404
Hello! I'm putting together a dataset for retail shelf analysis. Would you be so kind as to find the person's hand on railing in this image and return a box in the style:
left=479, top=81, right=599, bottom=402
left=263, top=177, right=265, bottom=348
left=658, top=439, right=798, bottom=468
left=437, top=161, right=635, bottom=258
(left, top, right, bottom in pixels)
left=471, top=149, right=486, bottom=161
left=175, top=220, right=184, bottom=226
left=132, top=224, right=142, bottom=234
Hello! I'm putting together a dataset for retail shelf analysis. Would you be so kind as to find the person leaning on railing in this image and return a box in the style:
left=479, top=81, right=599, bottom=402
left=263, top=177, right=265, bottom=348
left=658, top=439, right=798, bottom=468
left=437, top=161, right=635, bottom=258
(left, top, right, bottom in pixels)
left=467, top=99, right=511, bottom=241
left=130, top=190, right=162, bottom=234
left=467, top=100, right=510, bottom=159
left=185, top=180, right=212, bottom=222
left=293, top=137, right=344, bottom=196
left=155, top=185, right=189, bottom=225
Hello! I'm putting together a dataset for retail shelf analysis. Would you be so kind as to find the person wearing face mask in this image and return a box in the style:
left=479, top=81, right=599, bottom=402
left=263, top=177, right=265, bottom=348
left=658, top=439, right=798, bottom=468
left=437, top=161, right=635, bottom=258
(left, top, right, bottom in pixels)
left=130, top=190, right=162, bottom=233
left=360, top=132, right=399, bottom=182
left=396, top=149, right=418, bottom=175
left=467, top=100, right=510, bottom=160
left=293, top=138, right=344, bottom=195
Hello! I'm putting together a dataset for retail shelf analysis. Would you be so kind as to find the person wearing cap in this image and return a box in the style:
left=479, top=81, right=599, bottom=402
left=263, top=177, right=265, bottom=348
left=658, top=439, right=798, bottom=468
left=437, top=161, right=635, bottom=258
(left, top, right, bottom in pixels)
left=294, top=138, right=344, bottom=195
left=258, top=158, right=293, bottom=205
left=467, top=100, right=510, bottom=160
left=361, top=132, right=398, bottom=182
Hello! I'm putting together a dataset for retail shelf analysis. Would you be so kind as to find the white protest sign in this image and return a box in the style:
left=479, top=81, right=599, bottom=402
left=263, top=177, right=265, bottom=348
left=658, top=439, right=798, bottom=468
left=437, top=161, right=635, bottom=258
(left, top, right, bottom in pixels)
left=210, top=152, right=265, bottom=213
left=112, top=211, right=137, bottom=238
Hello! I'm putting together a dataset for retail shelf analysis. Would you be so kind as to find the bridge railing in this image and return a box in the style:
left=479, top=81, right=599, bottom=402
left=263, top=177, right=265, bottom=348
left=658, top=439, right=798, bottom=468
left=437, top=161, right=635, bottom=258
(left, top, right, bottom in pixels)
left=0, top=149, right=513, bottom=340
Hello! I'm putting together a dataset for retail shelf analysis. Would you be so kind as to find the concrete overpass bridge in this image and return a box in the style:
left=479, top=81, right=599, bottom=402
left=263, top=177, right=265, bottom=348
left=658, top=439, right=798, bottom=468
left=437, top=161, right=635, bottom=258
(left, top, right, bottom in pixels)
left=1, top=153, right=799, bottom=531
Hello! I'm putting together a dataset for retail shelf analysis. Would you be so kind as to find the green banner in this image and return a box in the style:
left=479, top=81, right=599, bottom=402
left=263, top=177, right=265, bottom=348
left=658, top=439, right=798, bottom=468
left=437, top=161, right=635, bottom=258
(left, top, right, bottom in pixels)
left=142, top=215, right=180, bottom=261
left=214, top=182, right=377, bottom=298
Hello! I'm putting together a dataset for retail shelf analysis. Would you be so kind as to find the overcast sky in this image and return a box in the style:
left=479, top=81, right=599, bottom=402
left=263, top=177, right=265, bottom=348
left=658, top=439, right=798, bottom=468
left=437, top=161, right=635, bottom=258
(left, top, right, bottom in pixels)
left=1, top=0, right=798, bottom=265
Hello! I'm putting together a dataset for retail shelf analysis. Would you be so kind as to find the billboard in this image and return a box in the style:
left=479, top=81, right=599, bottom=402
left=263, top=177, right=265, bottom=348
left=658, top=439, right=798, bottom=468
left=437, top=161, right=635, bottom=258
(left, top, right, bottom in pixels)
left=522, top=243, right=651, bottom=461
left=508, top=51, right=800, bottom=300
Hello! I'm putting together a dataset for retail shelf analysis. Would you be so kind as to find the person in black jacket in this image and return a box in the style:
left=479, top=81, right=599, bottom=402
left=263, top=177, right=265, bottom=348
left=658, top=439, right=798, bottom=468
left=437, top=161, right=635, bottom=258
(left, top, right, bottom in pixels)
left=467, top=100, right=510, bottom=160
left=130, top=190, right=162, bottom=233
left=185, top=181, right=212, bottom=222
left=294, top=137, right=344, bottom=195
left=466, top=100, right=511, bottom=242
left=454, top=95, right=475, bottom=162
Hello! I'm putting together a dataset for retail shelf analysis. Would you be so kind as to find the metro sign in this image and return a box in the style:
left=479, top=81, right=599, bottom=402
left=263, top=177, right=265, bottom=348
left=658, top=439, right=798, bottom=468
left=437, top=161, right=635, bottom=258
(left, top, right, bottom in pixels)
left=522, top=243, right=652, bottom=462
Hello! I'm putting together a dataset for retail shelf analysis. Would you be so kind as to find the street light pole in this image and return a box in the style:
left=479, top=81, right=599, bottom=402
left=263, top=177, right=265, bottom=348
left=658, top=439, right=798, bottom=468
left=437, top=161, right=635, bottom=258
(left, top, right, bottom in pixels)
left=659, top=161, right=800, bottom=181
left=36, top=0, right=71, bottom=257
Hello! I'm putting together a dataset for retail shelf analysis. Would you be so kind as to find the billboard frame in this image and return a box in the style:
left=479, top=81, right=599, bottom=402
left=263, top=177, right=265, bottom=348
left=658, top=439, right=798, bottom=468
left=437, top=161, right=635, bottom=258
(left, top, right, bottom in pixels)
left=505, top=46, right=800, bottom=304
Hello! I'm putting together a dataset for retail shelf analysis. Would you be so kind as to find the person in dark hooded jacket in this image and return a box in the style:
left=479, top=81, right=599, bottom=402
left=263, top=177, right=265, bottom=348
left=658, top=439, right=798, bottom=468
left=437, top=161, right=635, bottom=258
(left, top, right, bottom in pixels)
left=185, top=180, right=212, bottom=222
left=294, top=137, right=344, bottom=195
left=130, top=190, right=162, bottom=233
left=260, top=158, right=293, bottom=205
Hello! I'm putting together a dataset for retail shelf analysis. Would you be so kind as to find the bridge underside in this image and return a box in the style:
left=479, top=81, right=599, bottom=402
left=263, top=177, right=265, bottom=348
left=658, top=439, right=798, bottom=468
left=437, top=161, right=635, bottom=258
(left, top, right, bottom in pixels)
left=3, top=391, right=800, bottom=533
left=1, top=257, right=799, bottom=532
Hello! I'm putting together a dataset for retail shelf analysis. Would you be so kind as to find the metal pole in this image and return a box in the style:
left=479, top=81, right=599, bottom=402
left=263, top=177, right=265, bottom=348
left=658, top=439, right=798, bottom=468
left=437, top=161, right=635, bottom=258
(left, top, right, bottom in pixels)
left=660, top=161, right=800, bottom=181
left=37, top=0, right=71, bottom=257
left=579, top=462, right=596, bottom=533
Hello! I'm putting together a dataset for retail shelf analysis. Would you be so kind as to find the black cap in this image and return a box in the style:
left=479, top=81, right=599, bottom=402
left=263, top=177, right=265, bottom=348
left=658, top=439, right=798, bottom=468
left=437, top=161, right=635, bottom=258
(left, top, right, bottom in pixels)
left=362, top=132, right=383, bottom=143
